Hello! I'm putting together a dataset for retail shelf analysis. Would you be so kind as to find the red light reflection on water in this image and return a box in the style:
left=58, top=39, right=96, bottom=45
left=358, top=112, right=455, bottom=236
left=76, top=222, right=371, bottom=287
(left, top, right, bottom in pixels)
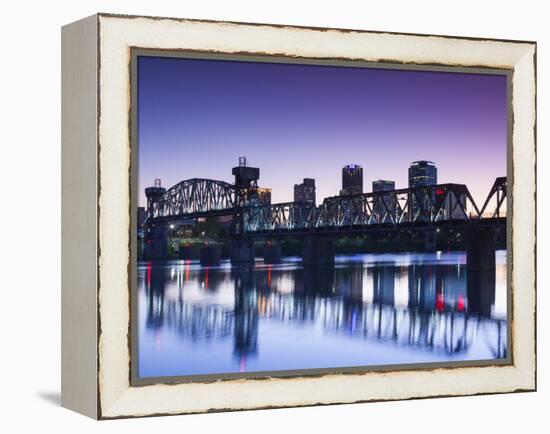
left=457, top=294, right=465, bottom=311
left=436, top=293, right=445, bottom=311
left=146, top=261, right=151, bottom=286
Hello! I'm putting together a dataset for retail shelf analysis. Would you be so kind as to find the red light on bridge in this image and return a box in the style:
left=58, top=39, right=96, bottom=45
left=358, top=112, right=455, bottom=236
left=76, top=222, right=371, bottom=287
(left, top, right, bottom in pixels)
left=436, top=189, right=445, bottom=195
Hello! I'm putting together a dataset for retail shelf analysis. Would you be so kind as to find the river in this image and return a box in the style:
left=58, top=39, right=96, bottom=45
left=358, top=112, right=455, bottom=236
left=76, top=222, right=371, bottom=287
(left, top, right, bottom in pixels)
left=137, top=251, right=507, bottom=379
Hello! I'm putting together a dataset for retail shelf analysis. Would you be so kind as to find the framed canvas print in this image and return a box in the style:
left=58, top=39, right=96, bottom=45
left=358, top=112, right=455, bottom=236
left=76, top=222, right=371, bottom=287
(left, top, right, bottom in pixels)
left=61, top=13, right=536, bottom=419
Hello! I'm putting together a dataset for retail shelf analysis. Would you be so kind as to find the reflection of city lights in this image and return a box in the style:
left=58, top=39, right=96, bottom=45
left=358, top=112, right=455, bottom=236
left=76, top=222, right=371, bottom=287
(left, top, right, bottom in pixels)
left=436, top=293, right=445, bottom=311
left=457, top=294, right=465, bottom=311
left=138, top=250, right=507, bottom=373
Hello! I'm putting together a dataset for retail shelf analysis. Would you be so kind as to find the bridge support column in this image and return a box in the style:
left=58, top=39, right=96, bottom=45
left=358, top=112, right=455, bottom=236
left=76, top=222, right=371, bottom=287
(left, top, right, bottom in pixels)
left=178, top=245, right=194, bottom=260
left=263, top=242, right=281, bottom=264
left=466, top=229, right=496, bottom=316
left=423, top=230, right=437, bottom=251
left=200, top=245, right=221, bottom=266
left=303, top=236, right=335, bottom=265
left=231, top=239, right=255, bottom=265
left=144, top=224, right=168, bottom=260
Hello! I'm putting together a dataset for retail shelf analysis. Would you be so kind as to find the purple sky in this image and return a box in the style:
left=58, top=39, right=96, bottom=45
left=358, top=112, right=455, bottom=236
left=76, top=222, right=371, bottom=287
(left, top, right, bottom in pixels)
left=137, top=56, right=507, bottom=207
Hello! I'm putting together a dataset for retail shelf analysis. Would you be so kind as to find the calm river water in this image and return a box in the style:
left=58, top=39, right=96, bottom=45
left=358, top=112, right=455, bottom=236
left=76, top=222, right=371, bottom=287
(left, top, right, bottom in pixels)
left=137, top=251, right=507, bottom=379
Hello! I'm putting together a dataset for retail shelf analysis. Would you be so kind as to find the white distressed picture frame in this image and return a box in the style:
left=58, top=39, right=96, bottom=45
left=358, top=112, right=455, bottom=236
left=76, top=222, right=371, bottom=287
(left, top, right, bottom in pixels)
left=61, top=13, right=536, bottom=419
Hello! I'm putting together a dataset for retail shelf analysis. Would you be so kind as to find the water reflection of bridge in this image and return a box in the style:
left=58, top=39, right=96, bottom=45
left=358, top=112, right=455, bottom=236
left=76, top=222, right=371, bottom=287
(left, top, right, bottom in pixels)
left=142, top=259, right=506, bottom=361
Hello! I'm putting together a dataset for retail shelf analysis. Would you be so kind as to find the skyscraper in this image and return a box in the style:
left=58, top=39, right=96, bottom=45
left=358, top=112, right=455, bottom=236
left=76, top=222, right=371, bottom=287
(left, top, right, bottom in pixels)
left=372, top=180, right=395, bottom=192
left=294, top=178, right=316, bottom=205
left=372, top=180, right=395, bottom=223
left=137, top=206, right=147, bottom=229
left=408, top=161, right=437, bottom=221
left=249, top=187, right=272, bottom=206
left=408, top=161, right=437, bottom=187
left=341, top=164, right=363, bottom=195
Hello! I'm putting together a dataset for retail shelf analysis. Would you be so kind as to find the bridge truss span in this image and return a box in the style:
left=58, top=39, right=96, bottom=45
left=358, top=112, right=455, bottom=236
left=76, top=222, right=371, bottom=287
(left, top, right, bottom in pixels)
left=243, top=182, right=505, bottom=234
left=152, top=178, right=237, bottom=220
left=144, top=177, right=506, bottom=237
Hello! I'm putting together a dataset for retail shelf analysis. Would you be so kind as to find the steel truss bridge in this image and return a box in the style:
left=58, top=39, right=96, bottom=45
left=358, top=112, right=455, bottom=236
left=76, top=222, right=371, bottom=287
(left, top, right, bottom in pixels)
left=151, top=178, right=237, bottom=220
left=147, top=176, right=507, bottom=235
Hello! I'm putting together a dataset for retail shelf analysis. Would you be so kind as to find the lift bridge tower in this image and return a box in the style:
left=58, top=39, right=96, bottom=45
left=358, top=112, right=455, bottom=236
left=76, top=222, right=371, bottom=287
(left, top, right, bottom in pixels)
left=144, top=178, right=166, bottom=219
left=143, top=178, right=167, bottom=259
left=231, top=156, right=260, bottom=263
left=232, top=156, right=260, bottom=207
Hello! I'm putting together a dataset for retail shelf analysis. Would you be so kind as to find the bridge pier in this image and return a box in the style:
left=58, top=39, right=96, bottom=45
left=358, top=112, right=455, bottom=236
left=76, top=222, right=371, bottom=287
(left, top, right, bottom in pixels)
left=466, top=229, right=496, bottom=316
left=200, top=245, right=221, bottom=266
left=143, top=224, right=168, bottom=260
left=263, top=242, right=281, bottom=264
left=178, top=245, right=194, bottom=260
left=303, top=236, right=335, bottom=265
left=231, top=238, right=255, bottom=264
left=423, top=230, right=437, bottom=251
left=298, top=264, right=335, bottom=294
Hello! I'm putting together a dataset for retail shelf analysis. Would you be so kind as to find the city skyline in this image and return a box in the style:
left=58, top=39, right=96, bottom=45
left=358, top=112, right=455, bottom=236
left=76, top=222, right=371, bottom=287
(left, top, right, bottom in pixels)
left=138, top=55, right=507, bottom=207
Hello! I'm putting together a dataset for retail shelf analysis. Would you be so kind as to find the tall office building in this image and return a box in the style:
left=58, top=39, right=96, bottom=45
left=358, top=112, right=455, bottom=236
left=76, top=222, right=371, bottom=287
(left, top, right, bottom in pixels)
left=341, top=164, right=363, bottom=195
left=408, top=161, right=437, bottom=221
left=408, top=161, right=437, bottom=187
left=294, top=178, right=316, bottom=205
left=372, top=180, right=395, bottom=223
left=248, top=187, right=272, bottom=206
left=137, top=206, right=147, bottom=229
left=372, top=180, right=395, bottom=192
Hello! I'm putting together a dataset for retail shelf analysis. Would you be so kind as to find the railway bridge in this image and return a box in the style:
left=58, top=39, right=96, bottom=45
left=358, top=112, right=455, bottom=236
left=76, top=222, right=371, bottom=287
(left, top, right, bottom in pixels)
left=142, top=161, right=506, bottom=295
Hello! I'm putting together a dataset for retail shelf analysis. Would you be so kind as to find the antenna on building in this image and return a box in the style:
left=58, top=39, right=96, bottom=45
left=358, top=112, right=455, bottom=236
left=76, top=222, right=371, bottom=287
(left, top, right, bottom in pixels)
left=154, top=178, right=161, bottom=188
left=239, top=156, right=247, bottom=167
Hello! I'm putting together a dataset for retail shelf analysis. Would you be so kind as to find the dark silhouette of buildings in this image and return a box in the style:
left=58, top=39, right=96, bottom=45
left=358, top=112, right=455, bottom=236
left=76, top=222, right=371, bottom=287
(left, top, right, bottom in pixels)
left=294, top=178, right=316, bottom=205
left=341, top=164, right=363, bottom=195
